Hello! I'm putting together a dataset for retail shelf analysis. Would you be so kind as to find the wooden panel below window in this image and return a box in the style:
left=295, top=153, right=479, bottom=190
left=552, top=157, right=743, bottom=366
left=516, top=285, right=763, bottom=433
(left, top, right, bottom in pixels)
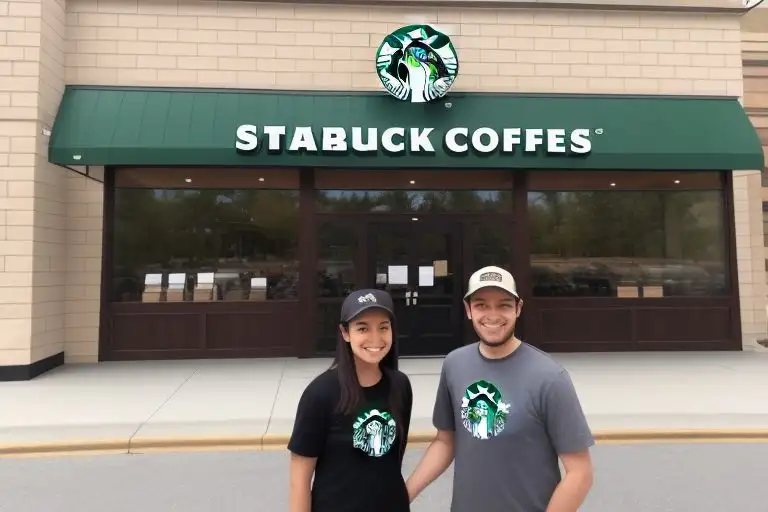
left=106, top=302, right=299, bottom=360
left=528, top=298, right=737, bottom=352
left=635, top=307, right=731, bottom=343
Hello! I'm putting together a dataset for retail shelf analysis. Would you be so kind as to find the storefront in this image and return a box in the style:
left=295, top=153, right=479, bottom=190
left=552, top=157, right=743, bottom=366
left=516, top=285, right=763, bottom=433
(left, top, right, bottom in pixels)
left=1, top=0, right=766, bottom=378
left=45, top=85, right=762, bottom=360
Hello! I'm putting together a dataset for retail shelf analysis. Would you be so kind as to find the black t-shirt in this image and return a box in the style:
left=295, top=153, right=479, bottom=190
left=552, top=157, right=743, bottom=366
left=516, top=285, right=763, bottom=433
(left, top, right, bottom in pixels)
left=287, top=368, right=413, bottom=512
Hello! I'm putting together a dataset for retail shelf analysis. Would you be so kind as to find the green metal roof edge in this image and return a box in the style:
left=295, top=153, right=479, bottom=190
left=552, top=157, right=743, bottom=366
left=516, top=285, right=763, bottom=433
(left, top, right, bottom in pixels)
left=60, top=84, right=743, bottom=103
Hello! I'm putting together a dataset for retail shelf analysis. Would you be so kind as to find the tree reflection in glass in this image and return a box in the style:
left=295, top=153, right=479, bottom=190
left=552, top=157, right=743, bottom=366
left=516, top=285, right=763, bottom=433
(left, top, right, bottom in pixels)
left=316, top=189, right=513, bottom=213
left=112, top=188, right=300, bottom=302
left=528, top=190, right=728, bottom=298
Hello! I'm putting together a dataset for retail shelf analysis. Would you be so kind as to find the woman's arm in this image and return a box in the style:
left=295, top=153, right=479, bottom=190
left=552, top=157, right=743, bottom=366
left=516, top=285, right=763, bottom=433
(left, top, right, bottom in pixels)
left=400, top=375, right=414, bottom=462
left=289, top=453, right=317, bottom=512
left=287, top=373, right=332, bottom=512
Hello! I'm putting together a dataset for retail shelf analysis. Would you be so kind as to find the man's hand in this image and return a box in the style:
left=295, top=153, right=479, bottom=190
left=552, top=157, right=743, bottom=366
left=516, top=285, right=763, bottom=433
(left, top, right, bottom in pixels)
left=405, top=430, right=455, bottom=502
left=545, top=450, right=594, bottom=512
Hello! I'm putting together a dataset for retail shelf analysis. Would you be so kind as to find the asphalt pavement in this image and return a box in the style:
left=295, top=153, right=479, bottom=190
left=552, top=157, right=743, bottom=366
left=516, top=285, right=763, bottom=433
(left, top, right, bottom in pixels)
left=1, top=443, right=766, bottom=511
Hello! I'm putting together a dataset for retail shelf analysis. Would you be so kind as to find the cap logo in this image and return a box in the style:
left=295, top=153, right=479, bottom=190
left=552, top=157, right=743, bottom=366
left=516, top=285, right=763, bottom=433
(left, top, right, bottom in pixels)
left=357, top=293, right=377, bottom=304
left=478, top=271, right=503, bottom=282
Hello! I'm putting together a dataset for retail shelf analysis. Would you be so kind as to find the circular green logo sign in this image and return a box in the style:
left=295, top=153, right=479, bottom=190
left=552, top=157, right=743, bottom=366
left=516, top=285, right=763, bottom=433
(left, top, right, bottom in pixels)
left=375, top=24, right=459, bottom=104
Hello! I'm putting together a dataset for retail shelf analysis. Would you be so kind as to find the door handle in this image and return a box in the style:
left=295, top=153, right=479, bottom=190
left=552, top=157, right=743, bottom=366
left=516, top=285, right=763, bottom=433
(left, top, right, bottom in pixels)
left=405, top=290, right=411, bottom=306
left=412, top=290, right=418, bottom=305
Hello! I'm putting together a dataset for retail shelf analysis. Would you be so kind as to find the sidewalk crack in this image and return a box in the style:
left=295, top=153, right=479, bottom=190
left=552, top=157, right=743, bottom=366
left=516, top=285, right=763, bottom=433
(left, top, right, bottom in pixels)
left=264, top=359, right=288, bottom=439
left=126, top=367, right=199, bottom=453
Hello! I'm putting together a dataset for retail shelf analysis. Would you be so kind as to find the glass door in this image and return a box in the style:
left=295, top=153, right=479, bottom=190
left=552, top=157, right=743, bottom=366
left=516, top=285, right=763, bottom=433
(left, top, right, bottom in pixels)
left=368, top=219, right=463, bottom=356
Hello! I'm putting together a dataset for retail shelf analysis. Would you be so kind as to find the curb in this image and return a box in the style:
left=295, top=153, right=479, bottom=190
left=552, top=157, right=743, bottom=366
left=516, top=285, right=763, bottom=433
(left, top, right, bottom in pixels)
left=3, top=429, right=768, bottom=458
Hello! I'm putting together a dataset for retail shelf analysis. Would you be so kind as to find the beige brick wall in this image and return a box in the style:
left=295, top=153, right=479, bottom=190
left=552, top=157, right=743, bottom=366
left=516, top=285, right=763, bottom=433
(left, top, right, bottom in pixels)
left=0, top=0, right=106, bottom=368
left=65, top=2, right=744, bottom=96
left=2, top=0, right=758, bottom=367
left=65, top=170, right=102, bottom=364
left=0, top=0, right=67, bottom=367
left=741, top=11, right=768, bottom=346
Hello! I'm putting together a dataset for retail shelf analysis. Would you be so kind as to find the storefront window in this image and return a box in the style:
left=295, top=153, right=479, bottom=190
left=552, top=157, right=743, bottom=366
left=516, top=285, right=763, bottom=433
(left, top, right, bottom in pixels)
left=528, top=177, right=728, bottom=298
left=317, top=189, right=511, bottom=213
left=111, top=169, right=300, bottom=303
left=315, top=168, right=513, bottom=214
left=317, top=221, right=357, bottom=298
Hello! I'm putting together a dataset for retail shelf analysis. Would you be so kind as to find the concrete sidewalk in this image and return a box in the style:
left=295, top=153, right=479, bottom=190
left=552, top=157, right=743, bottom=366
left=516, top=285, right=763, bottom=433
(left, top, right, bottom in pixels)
left=2, top=351, right=768, bottom=456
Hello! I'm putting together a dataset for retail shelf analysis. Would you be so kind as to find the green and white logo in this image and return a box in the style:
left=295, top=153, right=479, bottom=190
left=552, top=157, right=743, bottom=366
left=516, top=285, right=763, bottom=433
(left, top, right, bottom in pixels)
left=461, top=380, right=511, bottom=440
left=375, top=24, right=459, bottom=104
left=352, top=408, right=397, bottom=457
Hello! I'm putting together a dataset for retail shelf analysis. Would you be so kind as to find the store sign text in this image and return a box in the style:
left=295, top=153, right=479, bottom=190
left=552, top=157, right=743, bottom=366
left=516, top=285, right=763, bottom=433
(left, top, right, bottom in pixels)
left=235, top=125, right=593, bottom=155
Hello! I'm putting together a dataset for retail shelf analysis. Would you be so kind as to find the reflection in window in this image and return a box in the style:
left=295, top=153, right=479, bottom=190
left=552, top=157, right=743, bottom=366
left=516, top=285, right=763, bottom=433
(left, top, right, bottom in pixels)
left=529, top=190, right=728, bottom=298
left=317, top=222, right=357, bottom=298
left=471, top=220, right=512, bottom=271
left=317, top=190, right=512, bottom=213
left=112, top=188, right=300, bottom=302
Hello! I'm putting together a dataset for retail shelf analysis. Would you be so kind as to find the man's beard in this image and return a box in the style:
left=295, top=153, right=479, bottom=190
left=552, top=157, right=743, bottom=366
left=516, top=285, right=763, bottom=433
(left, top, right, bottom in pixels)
left=477, top=323, right=517, bottom=347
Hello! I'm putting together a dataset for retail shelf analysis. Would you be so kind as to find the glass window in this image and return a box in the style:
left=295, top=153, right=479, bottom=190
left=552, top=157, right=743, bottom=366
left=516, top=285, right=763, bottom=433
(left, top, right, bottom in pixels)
left=315, top=168, right=513, bottom=213
left=317, top=221, right=357, bottom=298
left=529, top=189, right=728, bottom=298
left=112, top=169, right=300, bottom=303
left=317, top=190, right=512, bottom=213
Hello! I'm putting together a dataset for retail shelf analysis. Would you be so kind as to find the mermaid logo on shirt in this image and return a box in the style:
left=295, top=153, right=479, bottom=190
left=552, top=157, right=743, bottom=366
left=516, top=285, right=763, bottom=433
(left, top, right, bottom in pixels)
left=461, top=380, right=511, bottom=440
left=352, top=408, right=397, bottom=457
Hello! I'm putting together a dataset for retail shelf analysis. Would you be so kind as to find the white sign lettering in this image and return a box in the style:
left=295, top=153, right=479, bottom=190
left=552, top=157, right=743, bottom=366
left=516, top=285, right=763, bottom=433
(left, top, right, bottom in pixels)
left=235, top=125, right=592, bottom=155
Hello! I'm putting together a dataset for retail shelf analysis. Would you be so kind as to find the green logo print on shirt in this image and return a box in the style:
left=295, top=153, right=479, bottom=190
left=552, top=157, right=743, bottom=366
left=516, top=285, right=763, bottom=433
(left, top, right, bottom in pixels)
left=352, top=408, right=398, bottom=457
left=461, top=380, right=511, bottom=440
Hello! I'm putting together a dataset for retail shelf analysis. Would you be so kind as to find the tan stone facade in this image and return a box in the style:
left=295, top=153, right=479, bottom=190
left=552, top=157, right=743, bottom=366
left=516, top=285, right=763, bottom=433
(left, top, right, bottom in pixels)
left=742, top=8, right=768, bottom=276
left=1, top=0, right=766, bottom=373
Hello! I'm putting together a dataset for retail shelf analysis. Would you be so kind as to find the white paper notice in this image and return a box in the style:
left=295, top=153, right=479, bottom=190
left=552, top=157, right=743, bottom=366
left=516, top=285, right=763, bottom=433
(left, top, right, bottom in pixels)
left=388, top=265, right=408, bottom=285
left=418, top=266, right=434, bottom=287
left=144, top=273, right=162, bottom=286
left=167, top=273, right=186, bottom=289
left=250, top=277, right=268, bottom=289
left=197, top=272, right=215, bottom=285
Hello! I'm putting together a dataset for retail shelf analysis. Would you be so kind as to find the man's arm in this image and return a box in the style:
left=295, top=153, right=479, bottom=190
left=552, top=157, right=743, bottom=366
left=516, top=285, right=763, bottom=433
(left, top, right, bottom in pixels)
left=405, top=429, right=455, bottom=501
left=545, top=450, right=593, bottom=512
left=289, top=453, right=317, bottom=512
left=542, top=369, right=595, bottom=512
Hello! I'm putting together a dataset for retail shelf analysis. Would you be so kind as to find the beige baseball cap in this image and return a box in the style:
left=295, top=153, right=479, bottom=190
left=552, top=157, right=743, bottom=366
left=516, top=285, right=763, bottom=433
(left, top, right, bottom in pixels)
left=463, top=266, right=521, bottom=301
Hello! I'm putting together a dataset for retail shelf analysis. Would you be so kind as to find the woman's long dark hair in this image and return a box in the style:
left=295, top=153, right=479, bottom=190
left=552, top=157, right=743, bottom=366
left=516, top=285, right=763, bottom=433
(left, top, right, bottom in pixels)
left=330, top=315, right=407, bottom=444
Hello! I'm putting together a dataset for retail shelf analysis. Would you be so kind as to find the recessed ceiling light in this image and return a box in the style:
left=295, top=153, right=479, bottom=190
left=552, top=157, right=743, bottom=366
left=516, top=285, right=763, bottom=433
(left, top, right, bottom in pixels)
left=409, top=180, right=415, bottom=184
left=258, top=177, right=265, bottom=182
left=674, top=179, right=680, bottom=184
left=411, top=217, right=418, bottom=221
left=609, top=182, right=616, bottom=187
left=184, top=178, right=192, bottom=183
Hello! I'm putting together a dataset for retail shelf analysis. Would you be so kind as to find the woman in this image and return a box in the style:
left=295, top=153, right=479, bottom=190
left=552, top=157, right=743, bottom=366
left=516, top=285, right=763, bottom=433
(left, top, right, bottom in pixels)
left=288, top=288, right=414, bottom=512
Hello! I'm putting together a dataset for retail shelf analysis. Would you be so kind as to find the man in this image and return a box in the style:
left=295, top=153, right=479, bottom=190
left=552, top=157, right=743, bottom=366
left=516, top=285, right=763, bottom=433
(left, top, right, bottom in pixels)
left=406, top=266, right=594, bottom=512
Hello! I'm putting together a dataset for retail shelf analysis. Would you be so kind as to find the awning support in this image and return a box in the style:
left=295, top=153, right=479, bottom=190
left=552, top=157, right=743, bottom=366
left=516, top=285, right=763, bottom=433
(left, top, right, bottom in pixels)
left=52, top=163, right=105, bottom=184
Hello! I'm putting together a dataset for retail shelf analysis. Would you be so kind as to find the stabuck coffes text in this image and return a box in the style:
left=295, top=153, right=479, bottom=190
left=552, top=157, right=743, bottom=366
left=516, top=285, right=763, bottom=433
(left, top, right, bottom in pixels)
left=235, top=124, right=593, bottom=155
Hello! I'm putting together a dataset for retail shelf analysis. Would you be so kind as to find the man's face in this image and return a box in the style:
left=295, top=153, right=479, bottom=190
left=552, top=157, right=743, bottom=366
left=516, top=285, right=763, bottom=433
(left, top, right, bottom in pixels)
left=464, top=287, right=522, bottom=347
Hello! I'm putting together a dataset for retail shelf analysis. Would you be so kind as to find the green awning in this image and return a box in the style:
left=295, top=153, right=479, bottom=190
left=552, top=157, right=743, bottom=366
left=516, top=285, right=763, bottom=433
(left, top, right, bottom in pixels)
left=49, top=86, right=764, bottom=170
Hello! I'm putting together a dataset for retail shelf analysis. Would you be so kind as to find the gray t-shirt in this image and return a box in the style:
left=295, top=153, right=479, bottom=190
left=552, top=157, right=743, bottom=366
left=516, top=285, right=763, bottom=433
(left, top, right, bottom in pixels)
left=433, top=342, right=594, bottom=512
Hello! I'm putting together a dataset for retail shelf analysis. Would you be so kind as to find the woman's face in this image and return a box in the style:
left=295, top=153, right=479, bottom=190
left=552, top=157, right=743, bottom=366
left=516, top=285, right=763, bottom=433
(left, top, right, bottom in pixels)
left=340, top=308, right=393, bottom=366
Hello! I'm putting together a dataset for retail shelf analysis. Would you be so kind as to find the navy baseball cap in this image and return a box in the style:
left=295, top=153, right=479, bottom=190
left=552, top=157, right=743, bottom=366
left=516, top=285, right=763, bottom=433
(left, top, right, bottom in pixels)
left=340, top=289, right=395, bottom=323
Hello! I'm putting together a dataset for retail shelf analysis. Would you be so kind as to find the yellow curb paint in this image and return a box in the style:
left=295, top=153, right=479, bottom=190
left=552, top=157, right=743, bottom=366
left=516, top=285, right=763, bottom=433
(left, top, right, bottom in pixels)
left=3, top=429, right=768, bottom=458
left=0, top=440, right=130, bottom=458
left=130, top=436, right=263, bottom=451
left=592, top=429, right=768, bottom=443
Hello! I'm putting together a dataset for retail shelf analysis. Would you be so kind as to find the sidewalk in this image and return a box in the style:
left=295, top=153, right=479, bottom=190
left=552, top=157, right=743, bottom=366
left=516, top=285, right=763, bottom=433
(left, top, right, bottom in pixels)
left=2, top=350, right=768, bottom=456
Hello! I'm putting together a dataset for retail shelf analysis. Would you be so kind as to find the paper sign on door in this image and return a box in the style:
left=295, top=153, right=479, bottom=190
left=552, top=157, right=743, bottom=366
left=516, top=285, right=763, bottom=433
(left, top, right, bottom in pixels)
left=388, top=265, right=408, bottom=285
left=418, top=266, right=434, bottom=286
